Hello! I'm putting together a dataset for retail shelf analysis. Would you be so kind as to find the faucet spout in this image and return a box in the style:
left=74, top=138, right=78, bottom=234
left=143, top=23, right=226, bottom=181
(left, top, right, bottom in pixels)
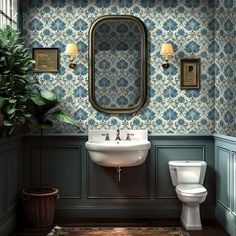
left=115, top=129, right=121, bottom=141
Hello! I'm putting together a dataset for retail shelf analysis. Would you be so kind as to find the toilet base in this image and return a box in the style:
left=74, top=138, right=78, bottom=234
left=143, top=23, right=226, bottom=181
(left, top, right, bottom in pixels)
left=181, top=203, right=202, bottom=230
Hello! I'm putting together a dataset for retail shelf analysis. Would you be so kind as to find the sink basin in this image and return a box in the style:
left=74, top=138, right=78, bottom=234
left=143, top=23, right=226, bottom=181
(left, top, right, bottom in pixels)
left=85, top=130, right=151, bottom=167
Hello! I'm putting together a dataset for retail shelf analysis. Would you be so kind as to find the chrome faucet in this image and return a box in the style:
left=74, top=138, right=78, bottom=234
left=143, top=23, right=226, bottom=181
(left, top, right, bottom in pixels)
left=115, top=129, right=121, bottom=141
left=126, top=133, right=134, bottom=141
left=102, top=133, right=110, bottom=141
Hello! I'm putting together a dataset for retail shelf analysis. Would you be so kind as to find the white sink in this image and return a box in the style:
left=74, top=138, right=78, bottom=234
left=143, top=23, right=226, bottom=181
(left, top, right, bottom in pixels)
left=85, top=130, right=151, bottom=167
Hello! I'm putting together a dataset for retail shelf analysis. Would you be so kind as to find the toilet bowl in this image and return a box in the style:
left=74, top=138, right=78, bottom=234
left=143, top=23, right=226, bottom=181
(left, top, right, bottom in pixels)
left=176, top=184, right=207, bottom=230
left=168, top=161, right=207, bottom=230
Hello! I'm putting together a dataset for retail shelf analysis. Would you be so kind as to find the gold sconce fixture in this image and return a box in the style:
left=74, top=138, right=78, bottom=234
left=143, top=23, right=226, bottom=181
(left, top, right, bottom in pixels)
left=160, top=43, right=174, bottom=69
left=65, top=43, right=79, bottom=69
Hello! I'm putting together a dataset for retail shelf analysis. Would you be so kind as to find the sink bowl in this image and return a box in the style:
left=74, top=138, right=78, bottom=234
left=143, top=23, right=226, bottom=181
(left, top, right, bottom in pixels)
left=85, top=130, right=151, bottom=167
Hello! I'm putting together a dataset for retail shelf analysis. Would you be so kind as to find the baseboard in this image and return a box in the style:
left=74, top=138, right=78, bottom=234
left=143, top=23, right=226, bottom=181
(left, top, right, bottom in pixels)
left=0, top=209, right=17, bottom=236
left=56, top=205, right=180, bottom=219
left=215, top=205, right=236, bottom=236
left=55, top=205, right=214, bottom=220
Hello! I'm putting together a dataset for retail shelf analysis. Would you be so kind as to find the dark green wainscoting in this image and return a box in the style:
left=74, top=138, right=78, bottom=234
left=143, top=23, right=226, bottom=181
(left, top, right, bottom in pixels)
left=0, top=136, right=21, bottom=236
left=21, top=134, right=215, bottom=220
left=2, top=133, right=236, bottom=235
left=214, top=134, right=236, bottom=236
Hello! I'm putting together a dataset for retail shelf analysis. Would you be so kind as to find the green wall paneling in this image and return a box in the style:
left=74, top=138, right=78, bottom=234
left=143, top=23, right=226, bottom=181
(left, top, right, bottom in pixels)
left=216, top=147, right=230, bottom=209
left=0, top=137, right=21, bottom=236
left=31, top=145, right=82, bottom=199
left=150, top=135, right=215, bottom=219
left=22, top=134, right=215, bottom=220
left=154, top=145, right=204, bottom=198
left=86, top=153, right=149, bottom=199
left=22, top=136, right=83, bottom=199
left=7, top=148, right=19, bottom=210
left=214, top=134, right=236, bottom=236
left=233, top=153, right=236, bottom=216
left=0, top=152, right=4, bottom=218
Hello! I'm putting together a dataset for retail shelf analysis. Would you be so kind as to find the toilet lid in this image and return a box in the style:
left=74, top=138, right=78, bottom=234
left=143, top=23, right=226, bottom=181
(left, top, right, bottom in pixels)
left=176, top=184, right=207, bottom=196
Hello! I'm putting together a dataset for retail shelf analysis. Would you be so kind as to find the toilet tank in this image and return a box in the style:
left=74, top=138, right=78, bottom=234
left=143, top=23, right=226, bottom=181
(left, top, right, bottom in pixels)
left=168, top=161, right=207, bottom=186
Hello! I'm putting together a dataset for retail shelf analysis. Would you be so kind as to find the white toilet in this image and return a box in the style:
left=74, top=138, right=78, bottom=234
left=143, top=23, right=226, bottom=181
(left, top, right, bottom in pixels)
left=168, top=160, right=207, bottom=230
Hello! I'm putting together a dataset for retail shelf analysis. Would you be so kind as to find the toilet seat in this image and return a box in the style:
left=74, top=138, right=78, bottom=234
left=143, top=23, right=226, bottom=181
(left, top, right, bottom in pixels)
left=176, top=184, right=207, bottom=197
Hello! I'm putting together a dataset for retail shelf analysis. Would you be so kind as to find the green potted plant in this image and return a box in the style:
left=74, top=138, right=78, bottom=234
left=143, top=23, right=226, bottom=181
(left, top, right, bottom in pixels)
left=22, top=88, right=79, bottom=227
left=0, top=25, right=79, bottom=227
left=0, top=26, right=35, bottom=137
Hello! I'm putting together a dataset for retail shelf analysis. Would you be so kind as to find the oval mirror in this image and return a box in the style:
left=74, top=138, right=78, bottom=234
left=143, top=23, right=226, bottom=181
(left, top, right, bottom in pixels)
left=89, top=15, right=147, bottom=114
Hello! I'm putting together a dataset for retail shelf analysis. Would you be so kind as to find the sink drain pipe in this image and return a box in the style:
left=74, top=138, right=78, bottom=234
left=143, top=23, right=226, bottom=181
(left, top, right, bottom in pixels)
left=116, top=167, right=122, bottom=182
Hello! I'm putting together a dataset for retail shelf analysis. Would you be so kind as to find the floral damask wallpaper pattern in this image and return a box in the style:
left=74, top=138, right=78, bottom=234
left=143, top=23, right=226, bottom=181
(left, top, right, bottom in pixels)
left=214, top=0, right=236, bottom=137
left=22, top=0, right=235, bottom=136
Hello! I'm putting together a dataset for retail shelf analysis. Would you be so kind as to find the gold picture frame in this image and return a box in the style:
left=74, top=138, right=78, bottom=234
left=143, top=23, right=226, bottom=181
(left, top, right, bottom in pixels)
left=180, top=58, right=200, bottom=89
left=32, top=48, right=59, bottom=72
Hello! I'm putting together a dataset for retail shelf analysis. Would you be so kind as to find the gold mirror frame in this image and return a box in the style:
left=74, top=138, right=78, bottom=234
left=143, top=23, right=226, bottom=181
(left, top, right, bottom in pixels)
left=88, top=15, right=147, bottom=114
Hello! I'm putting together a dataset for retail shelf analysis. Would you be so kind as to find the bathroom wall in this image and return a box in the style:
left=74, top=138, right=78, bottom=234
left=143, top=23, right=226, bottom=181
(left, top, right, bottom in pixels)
left=214, top=0, right=236, bottom=137
left=0, top=137, right=21, bottom=236
left=214, top=134, right=236, bottom=236
left=22, top=134, right=215, bottom=220
left=22, top=0, right=217, bottom=134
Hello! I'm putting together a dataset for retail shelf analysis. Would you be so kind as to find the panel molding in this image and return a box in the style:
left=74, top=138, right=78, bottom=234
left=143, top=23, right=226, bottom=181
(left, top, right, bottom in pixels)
left=0, top=209, right=17, bottom=236
left=215, top=136, right=236, bottom=236
left=216, top=146, right=230, bottom=211
left=86, top=151, right=150, bottom=199
left=30, top=144, right=82, bottom=199
left=215, top=204, right=236, bottom=236
left=232, top=152, right=236, bottom=216
left=6, top=147, right=19, bottom=212
left=0, top=147, right=19, bottom=217
left=0, top=152, right=5, bottom=219
left=22, top=135, right=215, bottom=221
left=154, top=145, right=205, bottom=199
left=0, top=136, right=21, bottom=236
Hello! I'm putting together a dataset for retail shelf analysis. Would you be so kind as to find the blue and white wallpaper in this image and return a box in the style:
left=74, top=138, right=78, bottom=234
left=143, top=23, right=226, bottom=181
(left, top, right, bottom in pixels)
left=214, top=0, right=236, bottom=137
left=22, top=0, right=235, bottom=136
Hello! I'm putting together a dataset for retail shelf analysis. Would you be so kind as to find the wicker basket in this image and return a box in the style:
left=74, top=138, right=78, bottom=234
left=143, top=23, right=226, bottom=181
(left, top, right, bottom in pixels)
left=22, top=187, right=59, bottom=227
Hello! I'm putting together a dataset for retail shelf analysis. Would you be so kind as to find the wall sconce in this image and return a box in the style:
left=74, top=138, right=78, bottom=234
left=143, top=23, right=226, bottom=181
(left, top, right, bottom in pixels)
left=65, top=43, right=79, bottom=69
left=160, top=43, right=174, bottom=69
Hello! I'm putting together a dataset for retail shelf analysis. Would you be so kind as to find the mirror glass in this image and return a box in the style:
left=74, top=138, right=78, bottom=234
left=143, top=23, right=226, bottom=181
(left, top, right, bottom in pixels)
left=89, top=15, right=147, bottom=114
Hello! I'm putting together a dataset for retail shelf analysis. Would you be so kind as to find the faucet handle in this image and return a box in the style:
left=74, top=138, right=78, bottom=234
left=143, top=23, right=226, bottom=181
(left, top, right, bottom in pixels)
left=126, top=133, right=134, bottom=141
left=102, top=133, right=110, bottom=141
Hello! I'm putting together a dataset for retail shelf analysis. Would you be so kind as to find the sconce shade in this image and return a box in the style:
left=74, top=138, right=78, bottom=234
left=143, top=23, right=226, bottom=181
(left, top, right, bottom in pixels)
left=160, top=43, right=174, bottom=55
left=65, top=43, right=79, bottom=55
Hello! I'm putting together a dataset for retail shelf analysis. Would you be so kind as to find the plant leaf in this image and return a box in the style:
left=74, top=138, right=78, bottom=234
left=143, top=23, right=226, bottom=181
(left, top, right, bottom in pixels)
left=31, top=95, right=46, bottom=106
left=24, top=113, right=31, bottom=118
left=49, top=111, right=79, bottom=127
left=9, top=98, right=17, bottom=103
left=17, top=116, right=26, bottom=125
left=0, top=97, right=4, bottom=109
left=41, top=90, right=58, bottom=101
left=40, top=124, right=53, bottom=129
left=3, top=120, right=14, bottom=126
left=7, top=107, right=15, bottom=115
left=39, top=120, right=53, bottom=129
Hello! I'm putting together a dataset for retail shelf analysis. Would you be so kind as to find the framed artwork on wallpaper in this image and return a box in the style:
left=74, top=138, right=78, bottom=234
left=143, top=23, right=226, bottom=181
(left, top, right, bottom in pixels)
left=32, top=48, right=59, bottom=72
left=180, top=58, right=200, bottom=89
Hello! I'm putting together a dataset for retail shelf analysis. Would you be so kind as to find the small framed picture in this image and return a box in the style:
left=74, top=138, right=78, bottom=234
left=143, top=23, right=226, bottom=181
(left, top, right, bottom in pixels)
left=180, top=58, right=200, bottom=89
left=32, top=48, right=59, bottom=72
